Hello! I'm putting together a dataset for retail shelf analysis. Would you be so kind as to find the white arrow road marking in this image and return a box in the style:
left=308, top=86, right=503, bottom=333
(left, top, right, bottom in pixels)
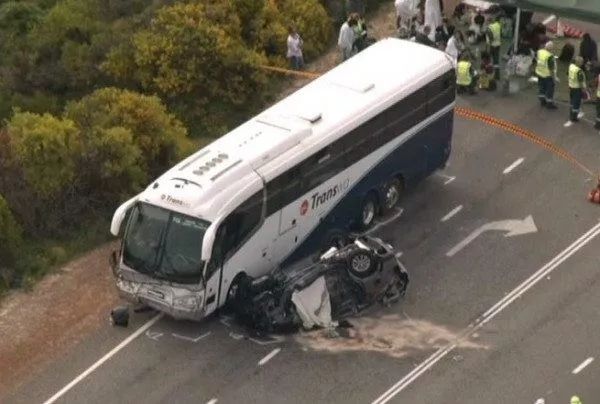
left=172, top=331, right=211, bottom=343
left=372, top=221, right=600, bottom=404
left=503, top=157, right=525, bottom=174
left=446, top=215, right=537, bottom=257
left=572, top=357, right=594, bottom=374
left=145, top=330, right=164, bottom=341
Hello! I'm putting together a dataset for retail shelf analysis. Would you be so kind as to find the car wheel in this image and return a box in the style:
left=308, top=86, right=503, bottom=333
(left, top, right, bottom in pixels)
left=358, top=193, right=378, bottom=230
left=382, top=178, right=402, bottom=213
left=347, top=250, right=375, bottom=278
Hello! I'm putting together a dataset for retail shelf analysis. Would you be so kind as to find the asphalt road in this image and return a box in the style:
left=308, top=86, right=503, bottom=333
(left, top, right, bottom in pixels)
left=6, top=80, right=600, bottom=404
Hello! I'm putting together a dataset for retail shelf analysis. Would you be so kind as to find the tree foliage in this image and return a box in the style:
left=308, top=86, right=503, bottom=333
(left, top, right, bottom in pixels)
left=7, top=111, right=81, bottom=197
left=0, top=193, right=23, bottom=278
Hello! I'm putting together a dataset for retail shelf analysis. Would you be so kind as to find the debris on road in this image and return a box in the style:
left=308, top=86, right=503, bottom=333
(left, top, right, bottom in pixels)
left=587, top=177, right=600, bottom=204
left=234, top=236, right=409, bottom=334
left=295, top=315, right=488, bottom=359
left=110, top=306, right=130, bottom=327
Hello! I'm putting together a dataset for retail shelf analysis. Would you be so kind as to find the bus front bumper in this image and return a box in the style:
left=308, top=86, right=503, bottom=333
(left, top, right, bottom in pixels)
left=116, top=276, right=207, bottom=321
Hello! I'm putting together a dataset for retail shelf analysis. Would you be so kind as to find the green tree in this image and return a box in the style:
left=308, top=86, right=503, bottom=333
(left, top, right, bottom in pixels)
left=64, top=87, right=190, bottom=179
left=0, top=193, right=23, bottom=288
left=130, top=2, right=267, bottom=135
left=7, top=111, right=81, bottom=197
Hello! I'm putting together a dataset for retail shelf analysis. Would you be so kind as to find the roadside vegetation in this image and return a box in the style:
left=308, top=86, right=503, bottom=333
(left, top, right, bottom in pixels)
left=0, top=0, right=387, bottom=293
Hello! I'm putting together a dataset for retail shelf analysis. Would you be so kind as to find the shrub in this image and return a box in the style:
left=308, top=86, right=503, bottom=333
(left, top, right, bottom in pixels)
left=0, top=194, right=23, bottom=288
left=7, top=111, right=81, bottom=197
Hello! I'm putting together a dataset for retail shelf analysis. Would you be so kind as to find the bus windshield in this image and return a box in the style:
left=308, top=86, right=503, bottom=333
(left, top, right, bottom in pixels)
left=122, top=203, right=209, bottom=284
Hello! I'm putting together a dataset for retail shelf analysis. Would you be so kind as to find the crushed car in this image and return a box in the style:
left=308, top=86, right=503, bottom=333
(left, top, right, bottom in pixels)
left=231, top=236, right=409, bottom=333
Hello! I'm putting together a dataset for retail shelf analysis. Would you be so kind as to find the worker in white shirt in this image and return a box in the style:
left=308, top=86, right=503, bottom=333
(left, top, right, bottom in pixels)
left=338, top=16, right=357, bottom=62
left=286, top=26, right=304, bottom=70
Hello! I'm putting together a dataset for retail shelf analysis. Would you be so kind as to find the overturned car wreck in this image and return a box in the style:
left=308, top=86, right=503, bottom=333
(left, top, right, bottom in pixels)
left=231, top=236, right=409, bottom=333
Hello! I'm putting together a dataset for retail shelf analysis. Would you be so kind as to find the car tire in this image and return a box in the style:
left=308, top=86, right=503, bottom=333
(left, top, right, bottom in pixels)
left=357, top=193, right=378, bottom=230
left=347, top=250, right=376, bottom=278
left=381, top=178, right=403, bottom=213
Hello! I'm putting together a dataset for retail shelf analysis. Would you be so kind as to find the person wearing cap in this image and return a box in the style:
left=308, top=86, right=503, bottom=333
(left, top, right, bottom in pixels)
left=565, top=56, right=587, bottom=127
left=486, top=15, right=503, bottom=81
left=571, top=395, right=582, bottom=404
left=535, top=41, right=558, bottom=109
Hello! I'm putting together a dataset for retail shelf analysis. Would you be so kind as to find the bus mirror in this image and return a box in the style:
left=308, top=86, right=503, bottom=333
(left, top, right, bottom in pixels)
left=110, top=196, right=138, bottom=236
left=202, top=222, right=218, bottom=262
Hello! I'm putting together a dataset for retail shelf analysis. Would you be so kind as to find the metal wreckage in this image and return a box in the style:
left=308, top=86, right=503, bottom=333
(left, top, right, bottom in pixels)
left=229, top=236, right=409, bottom=333
left=110, top=235, right=409, bottom=331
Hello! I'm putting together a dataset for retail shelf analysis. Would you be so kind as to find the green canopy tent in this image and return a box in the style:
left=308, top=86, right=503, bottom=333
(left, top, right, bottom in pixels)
left=494, top=0, right=600, bottom=25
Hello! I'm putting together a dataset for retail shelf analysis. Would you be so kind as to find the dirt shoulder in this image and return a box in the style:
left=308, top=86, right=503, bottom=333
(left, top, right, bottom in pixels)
left=0, top=4, right=397, bottom=398
left=0, top=243, right=119, bottom=397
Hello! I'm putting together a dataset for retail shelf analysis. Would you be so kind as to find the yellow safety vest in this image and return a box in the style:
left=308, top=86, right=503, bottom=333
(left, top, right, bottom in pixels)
left=488, top=21, right=502, bottom=47
left=457, top=61, right=472, bottom=86
left=568, top=64, right=584, bottom=89
left=597, top=74, right=600, bottom=97
left=536, top=49, right=552, bottom=78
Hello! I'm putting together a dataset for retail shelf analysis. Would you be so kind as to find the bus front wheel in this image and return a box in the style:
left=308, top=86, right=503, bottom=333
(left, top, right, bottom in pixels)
left=226, top=274, right=250, bottom=314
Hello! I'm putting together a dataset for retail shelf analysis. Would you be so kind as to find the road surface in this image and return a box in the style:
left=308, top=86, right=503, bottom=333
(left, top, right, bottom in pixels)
left=5, top=78, right=600, bottom=403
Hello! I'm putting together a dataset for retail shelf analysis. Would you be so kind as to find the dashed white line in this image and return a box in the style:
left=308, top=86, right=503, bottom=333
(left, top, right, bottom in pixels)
left=258, top=348, right=281, bottom=366
left=444, top=176, right=456, bottom=185
left=572, top=357, right=594, bottom=374
left=372, top=220, right=600, bottom=404
left=441, top=205, right=463, bottom=222
left=503, top=157, right=525, bottom=174
left=206, top=398, right=218, bottom=404
left=43, top=313, right=164, bottom=404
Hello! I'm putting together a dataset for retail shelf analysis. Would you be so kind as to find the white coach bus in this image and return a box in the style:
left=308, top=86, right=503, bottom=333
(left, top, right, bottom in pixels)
left=109, top=38, right=455, bottom=320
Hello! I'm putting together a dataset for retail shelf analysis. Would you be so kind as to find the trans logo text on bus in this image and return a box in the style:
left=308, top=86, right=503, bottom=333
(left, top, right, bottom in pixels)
left=300, top=178, right=350, bottom=215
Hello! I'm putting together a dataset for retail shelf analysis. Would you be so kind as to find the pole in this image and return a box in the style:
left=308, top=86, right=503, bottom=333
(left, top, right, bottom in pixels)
left=513, top=7, right=521, bottom=54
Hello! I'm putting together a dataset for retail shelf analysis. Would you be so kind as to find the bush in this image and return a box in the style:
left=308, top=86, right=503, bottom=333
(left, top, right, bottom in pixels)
left=64, top=87, right=190, bottom=179
left=7, top=111, right=81, bottom=197
left=0, top=194, right=23, bottom=288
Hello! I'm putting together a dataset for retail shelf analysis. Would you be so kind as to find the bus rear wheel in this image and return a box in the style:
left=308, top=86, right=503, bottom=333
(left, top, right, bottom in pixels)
left=382, top=178, right=402, bottom=213
left=358, top=193, right=378, bottom=230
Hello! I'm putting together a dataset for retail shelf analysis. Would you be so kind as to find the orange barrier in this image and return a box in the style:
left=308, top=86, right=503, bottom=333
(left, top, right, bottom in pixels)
left=258, top=65, right=321, bottom=80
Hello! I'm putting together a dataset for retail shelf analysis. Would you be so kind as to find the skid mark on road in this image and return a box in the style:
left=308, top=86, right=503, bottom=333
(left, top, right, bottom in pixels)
left=295, top=315, right=486, bottom=359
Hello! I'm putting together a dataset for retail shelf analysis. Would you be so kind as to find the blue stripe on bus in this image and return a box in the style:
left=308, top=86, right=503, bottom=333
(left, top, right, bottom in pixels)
left=283, top=110, right=453, bottom=266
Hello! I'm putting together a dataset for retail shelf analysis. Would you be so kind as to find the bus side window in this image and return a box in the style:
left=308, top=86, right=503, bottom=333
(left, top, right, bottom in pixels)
left=302, top=146, right=342, bottom=191
left=205, top=224, right=227, bottom=280
left=233, top=191, right=263, bottom=244
left=267, top=168, right=301, bottom=216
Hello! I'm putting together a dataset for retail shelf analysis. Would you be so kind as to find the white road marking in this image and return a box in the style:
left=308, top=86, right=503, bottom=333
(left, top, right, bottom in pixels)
left=395, top=252, right=403, bottom=258
left=43, top=313, right=164, bottom=404
left=446, top=215, right=537, bottom=257
left=172, top=331, right=211, bottom=343
left=444, top=176, right=456, bottom=185
left=145, top=330, right=163, bottom=341
left=258, top=348, right=281, bottom=366
left=572, top=357, right=594, bottom=374
left=503, top=157, right=525, bottom=174
left=441, top=205, right=463, bottom=222
left=543, top=14, right=556, bottom=25
left=372, top=221, right=600, bottom=404
left=435, top=172, right=456, bottom=185
left=366, top=208, right=404, bottom=234
left=206, top=399, right=218, bottom=404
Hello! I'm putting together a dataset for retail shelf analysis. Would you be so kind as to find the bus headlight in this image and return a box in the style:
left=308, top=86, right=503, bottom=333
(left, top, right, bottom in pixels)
left=173, top=295, right=198, bottom=309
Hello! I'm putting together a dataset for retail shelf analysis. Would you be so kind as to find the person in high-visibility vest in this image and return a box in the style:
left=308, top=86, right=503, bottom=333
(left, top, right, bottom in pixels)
left=571, top=395, right=582, bottom=404
left=565, top=56, right=586, bottom=127
left=595, top=70, right=600, bottom=130
left=456, top=53, right=477, bottom=95
left=486, top=15, right=502, bottom=81
left=535, top=41, right=557, bottom=109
